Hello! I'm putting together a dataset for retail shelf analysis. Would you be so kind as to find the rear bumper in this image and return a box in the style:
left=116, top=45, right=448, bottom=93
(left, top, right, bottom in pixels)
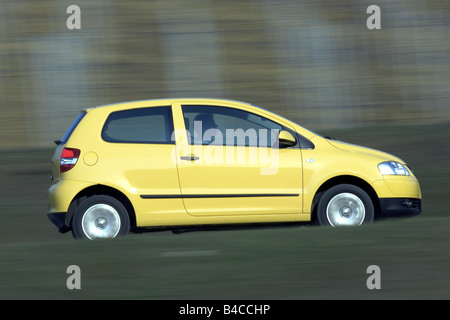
left=47, top=212, right=70, bottom=233
left=379, top=198, right=422, bottom=218
left=48, top=179, right=93, bottom=214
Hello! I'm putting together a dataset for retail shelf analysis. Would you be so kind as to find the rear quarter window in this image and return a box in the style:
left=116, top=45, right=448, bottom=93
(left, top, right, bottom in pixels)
left=101, top=106, right=174, bottom=144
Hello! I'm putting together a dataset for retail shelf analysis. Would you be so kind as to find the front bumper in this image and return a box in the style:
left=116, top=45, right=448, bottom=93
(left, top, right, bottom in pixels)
left=379, top=198, right=421, bottom=218
left=47, top=212, right=70, bottom=233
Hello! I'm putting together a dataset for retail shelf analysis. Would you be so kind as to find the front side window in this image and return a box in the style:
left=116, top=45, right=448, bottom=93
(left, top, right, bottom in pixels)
left=182, top=105, right=295, bottom=147
left=102, top=106, right=174, bottom=144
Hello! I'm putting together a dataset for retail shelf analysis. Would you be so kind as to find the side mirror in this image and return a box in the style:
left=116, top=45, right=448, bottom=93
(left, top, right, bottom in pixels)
left=278, top=130, right=296, bottom=147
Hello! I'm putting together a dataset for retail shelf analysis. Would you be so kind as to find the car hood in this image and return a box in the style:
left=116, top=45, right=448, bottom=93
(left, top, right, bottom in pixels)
left=325, top=139, right=405, bottom=164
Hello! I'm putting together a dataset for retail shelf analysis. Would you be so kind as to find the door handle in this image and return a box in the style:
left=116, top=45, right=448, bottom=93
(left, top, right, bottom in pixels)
left=180, top=155, right=199, bottom=161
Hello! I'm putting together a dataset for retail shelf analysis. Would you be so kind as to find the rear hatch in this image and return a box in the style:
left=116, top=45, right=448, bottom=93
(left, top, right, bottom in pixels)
left=51, top=112, right=86, bottom=181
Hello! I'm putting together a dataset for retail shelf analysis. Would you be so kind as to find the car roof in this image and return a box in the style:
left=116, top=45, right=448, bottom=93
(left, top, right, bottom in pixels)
left=80, top=97, right=318, bottom=139
left=83, top=98, right=252, bottom=112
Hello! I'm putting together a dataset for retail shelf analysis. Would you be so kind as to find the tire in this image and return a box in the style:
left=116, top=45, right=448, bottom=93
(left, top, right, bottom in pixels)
left=317, top=184, right=374, bottom=227
left=71, top=195, right=130, bottom=240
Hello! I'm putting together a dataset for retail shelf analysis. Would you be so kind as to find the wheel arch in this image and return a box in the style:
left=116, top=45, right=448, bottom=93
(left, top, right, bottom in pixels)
left=66, top=184, right=137, bottom=230
left=310, top=175, right=380, bottom=223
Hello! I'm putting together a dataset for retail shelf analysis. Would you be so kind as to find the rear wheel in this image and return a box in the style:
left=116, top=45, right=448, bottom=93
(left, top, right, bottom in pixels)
left=71, top=195, right=130, bottom=239
left=317, top=184, right=374, bottom=227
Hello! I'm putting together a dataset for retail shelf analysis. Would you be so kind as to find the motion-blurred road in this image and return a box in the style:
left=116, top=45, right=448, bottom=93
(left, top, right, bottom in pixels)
left=1, top=0, right=450, bottom=299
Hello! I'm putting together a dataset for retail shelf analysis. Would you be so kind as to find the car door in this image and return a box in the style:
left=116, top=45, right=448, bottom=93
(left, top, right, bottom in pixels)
left=173, top=102, right=303, bottom=217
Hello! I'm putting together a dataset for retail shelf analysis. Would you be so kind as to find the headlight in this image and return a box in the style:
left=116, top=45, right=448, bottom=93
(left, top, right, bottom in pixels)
left=378, top=161, right=410, bottom=176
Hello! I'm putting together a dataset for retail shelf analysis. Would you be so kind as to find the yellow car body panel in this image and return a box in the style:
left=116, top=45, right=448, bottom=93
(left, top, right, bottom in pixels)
left=301, top=136, right=421, bottom=211
left=47, top=98, right=421, bottom=236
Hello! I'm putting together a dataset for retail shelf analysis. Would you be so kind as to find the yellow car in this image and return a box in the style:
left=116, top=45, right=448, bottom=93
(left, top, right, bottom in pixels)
left=47, top=98, right=421, bottom=239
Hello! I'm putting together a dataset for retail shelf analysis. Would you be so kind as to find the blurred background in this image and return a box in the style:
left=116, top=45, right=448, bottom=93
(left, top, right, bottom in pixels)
left=1, top=0, right=450, bottom=300
left=1, top=0, right=449, bottom=147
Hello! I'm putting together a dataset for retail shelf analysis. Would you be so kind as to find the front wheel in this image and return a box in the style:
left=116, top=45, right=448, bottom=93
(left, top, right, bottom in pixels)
left=71, top=195, right=130, bottom=240
left=317, top=184, right=374, bottom=227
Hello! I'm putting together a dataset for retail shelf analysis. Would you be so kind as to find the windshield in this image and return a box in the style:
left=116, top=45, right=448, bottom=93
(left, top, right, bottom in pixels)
left=251, top=104, right=322, bottom=138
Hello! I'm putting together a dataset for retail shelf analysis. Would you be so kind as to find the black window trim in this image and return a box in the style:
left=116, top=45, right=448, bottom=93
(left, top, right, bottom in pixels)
left=296, top=133, right=315, bottom=150
left=58, top=112, right=87, bottom=145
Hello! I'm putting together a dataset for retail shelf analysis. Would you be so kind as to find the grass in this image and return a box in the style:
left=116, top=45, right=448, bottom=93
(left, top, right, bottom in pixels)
left=0, top=123, right=449, bottom=299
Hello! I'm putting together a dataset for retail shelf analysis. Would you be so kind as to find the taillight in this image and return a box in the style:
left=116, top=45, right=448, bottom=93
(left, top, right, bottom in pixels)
left=60, top=148, right=80, bottom=173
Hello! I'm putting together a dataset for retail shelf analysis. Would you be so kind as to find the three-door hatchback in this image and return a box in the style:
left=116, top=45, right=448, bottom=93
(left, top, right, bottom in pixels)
left=47, top=98, right=421, bottom=239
